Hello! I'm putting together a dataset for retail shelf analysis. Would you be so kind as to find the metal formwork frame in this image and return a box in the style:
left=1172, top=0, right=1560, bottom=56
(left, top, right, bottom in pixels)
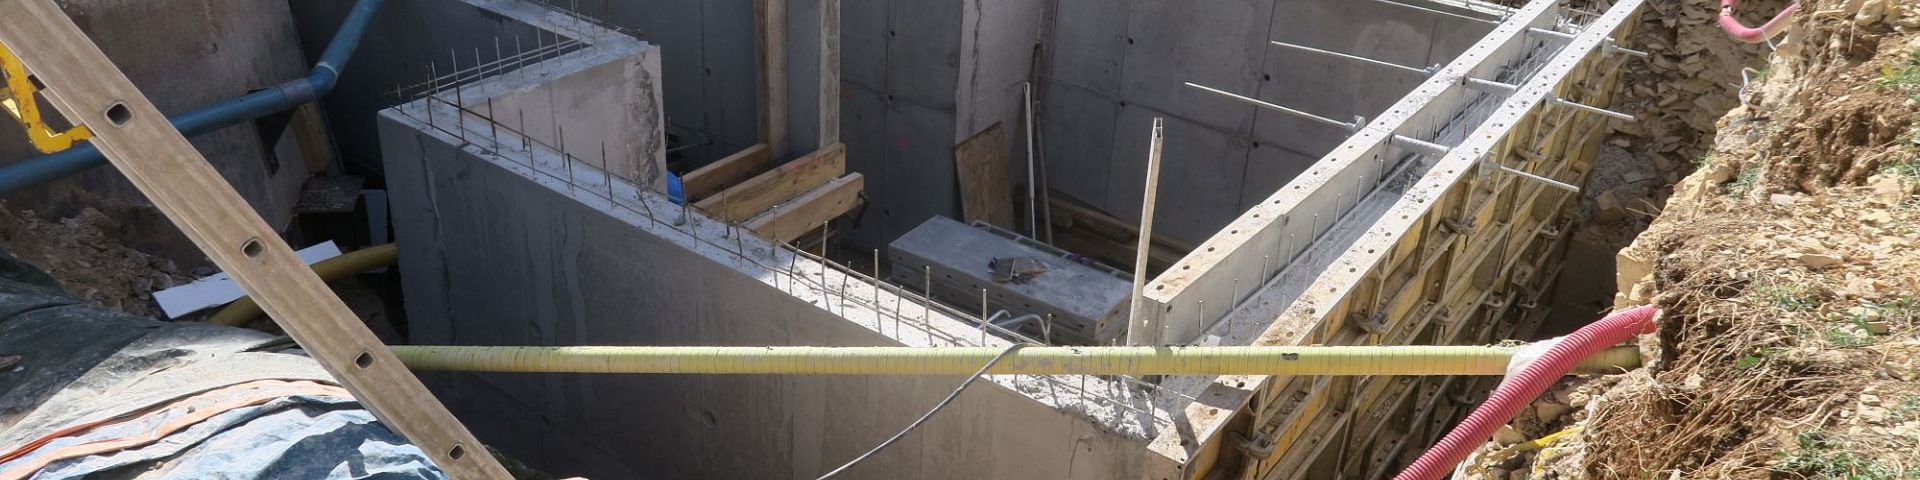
left=1164, top=0, right=1647, bottom=478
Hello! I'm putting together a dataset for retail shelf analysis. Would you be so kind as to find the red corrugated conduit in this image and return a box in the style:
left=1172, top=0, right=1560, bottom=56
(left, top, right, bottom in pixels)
left=1719, top=0, right=1800, bottom=43
left=1393, top=305, right=1660, bottom=480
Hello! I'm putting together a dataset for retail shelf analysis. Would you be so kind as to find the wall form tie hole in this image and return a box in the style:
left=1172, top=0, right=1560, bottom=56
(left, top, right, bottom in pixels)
left=105, top=102, right=132, bottom=127
left=242, top=238, right=265, bottom=258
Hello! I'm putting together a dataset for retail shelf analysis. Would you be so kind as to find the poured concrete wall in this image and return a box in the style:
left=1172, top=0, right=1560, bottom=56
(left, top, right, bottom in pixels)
left=836, top=0, right=1049, bottom=252
left=0, top=0, right=312, bottom=226
left=380, top=105, right=1155, bottom=479
left=591, top=1, right=761, bottom=165
left=289, top=0, right=673, bottom=187
left=1040, top=0, right=1494, bottom=244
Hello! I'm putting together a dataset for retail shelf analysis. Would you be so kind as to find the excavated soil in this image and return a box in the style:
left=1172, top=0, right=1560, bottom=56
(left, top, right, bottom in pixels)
left=0, top=202, right=201, bottom=318
left=1467, top=0, right=1920, bottom=478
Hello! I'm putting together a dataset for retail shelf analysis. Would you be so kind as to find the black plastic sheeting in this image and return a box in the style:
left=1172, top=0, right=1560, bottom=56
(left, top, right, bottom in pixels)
left=0, top=248, right=445, bottom=479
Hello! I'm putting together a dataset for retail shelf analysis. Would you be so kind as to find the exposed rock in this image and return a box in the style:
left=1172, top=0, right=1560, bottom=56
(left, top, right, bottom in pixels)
left=1797, top=252, right=1843, bottom=269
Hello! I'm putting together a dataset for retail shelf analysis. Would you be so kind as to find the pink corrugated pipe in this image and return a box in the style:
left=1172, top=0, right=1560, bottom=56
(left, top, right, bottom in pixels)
left=1393, top=305, right=1660, bottom=480
left=1719, top=0, right=1799, bottom=43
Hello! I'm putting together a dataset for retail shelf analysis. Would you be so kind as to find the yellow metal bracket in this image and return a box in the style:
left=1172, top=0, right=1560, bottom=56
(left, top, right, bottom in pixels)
left=0, top=39, right=91, bottom=153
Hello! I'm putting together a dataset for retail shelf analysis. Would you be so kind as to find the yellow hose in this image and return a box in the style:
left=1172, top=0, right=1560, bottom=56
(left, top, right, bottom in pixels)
left=209, top=243, right=399, bottom=326
left=388, top=345, right=1641, bottom=376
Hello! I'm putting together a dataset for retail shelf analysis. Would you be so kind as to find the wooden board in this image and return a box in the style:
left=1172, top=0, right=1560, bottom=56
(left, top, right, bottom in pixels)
left=744, top=173, right=864, bottom=243
left=755, top=0, right=787, bottom=156
left=695, top=143, right=844, bottom=221
left=0, top=2, right=509, bottom=477
left=293, top=103, right=337, bottom=174
left=817, top=0, right=840, bottom=146
left=954, top=122, right=1014, bottom=228
left=682, top=143, right=771, bottom=201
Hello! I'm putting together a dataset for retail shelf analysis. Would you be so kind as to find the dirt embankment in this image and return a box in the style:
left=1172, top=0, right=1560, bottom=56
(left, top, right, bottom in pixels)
left=0, top=202, right=202, bottom=318
left=1468, top=0, right=1920, bottom=478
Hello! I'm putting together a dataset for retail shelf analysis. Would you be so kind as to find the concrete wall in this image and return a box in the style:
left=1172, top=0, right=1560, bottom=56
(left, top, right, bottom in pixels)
left=1039, top=0, right=1494, bottom=244
left=0, top=0, right=312, bottom=227
left=480, top=36, right=668, bottom=189
left=591, top=1, right=761, bottom=166
left=380, top=104, right=1155, bottom=479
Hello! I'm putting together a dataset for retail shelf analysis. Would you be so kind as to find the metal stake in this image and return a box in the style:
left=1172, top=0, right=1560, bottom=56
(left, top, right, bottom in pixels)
left=1125, top=118, right=1166, bottom=347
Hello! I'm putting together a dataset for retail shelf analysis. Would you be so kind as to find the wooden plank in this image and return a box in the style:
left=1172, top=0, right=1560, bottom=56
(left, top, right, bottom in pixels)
left=744, top=173, right=863, bottom=243
left=695, top=143, right=844, bottom=221
left=293, top=102, right=337, bottom=174
left=954, top=122, right=1014, bottom=228
left=0, top=2, right=509, bottom=477
left=818, top=0, right=840, bottom=146
left=682, top=143, right=771, bottom=201
left=755, top=0, right=788, bottom=156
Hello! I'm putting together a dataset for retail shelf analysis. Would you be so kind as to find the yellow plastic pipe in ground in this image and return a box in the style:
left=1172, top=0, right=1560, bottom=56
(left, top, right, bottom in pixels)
left=388, top=345, right=1641, bottom=376
left=209, top=243, right=399, bottom=326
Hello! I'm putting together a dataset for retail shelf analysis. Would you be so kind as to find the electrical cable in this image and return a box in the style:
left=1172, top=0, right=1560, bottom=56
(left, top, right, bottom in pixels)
left=815, top=343, right=1026, bottom=479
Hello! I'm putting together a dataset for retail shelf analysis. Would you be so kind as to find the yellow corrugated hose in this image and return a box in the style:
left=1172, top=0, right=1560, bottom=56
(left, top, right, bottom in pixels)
left=209, top=243, right=399, bottom=326
left=387, top=344, right=1641, bottom=376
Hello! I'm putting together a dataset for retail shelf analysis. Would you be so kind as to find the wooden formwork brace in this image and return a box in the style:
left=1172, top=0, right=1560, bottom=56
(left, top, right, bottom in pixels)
left=0, top=1, right=510, bottom=477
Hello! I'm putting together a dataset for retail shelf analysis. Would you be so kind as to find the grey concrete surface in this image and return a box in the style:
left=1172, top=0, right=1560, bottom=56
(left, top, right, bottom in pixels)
left=0, top=0, right=312, bottom=227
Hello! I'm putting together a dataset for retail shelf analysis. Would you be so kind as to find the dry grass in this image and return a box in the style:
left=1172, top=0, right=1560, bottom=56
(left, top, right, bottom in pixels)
left=1575, top=177, right=1920, bottom=479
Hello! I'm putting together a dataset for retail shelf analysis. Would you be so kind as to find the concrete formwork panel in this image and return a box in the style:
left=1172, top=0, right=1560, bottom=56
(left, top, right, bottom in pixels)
left=1138, top=0, right=1562, bottom=347
left=1146, top=2, right=1644, bottom=477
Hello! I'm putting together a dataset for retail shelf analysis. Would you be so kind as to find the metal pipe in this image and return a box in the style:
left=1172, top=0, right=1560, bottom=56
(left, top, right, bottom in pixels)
left=1488, top=162, right=1581, bottom=193
left=1024, top=82, right=1039, bottom=240
left=389, top=345, right=1644, bottom=376
left=1527, top=27, right=1576, bottom=40
left=1462, top=77, right=1518, bottom=94
left=0, top=0, right=387, bottom=195
left=1547, top=96, right=1636, bottom=122
left=1184, top=82, right=1357, bottom=131
left=1390, top=135, right=1453, bottom=158
left=1125, top=118, right=1165, bottom=346
left=1364, top=0, right=1501, bottom=24
left=1270, top=41, right=1431, bottom=76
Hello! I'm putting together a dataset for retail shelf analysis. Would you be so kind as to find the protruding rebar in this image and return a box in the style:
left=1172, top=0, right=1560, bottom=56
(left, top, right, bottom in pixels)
left=1270, top=41, right=1433, bottom=76
left=1185, top=82, right=1359, bottom=132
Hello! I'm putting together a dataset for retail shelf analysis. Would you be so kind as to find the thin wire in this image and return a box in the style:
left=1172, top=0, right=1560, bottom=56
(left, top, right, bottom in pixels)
left=816, top=344, right=1027, bottom=479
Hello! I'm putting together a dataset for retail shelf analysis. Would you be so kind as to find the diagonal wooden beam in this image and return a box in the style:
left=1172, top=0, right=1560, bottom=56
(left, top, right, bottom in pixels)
left=0, top=1, right=508, bottom=477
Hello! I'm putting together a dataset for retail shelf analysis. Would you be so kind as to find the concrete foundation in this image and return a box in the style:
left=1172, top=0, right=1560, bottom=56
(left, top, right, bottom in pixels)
left=365, top=0, right=1642, bottom=478
left=381, top=82, right=1167, bottom=479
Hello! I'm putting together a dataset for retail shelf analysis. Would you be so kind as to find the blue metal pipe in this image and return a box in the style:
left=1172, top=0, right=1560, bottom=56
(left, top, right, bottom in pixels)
left=0, top=0, right=386, bottom=195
